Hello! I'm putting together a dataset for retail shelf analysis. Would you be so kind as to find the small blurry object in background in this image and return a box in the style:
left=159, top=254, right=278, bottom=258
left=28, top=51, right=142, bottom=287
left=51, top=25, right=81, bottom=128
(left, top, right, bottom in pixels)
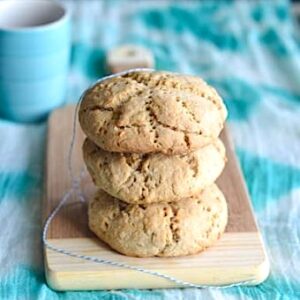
left=0, top=0, right=70, bottom=123
left=106, top=44, right=155, bottom=74
left=293, top=0, right=300, bottom=20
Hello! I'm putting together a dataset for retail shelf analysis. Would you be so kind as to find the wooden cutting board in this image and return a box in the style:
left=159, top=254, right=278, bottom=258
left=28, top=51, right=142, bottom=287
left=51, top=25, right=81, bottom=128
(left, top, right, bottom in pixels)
left=44, top=105, right=269, bottom=291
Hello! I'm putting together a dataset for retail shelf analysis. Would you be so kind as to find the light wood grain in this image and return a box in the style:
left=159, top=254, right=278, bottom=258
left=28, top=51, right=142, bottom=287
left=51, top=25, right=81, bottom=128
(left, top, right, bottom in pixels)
left=44, top=105, right=269, bottom=291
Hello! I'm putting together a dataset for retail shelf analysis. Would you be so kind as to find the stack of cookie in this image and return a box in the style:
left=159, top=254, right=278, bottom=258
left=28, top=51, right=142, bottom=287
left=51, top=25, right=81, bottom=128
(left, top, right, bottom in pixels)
left=79, top=71, right=228, bottom=257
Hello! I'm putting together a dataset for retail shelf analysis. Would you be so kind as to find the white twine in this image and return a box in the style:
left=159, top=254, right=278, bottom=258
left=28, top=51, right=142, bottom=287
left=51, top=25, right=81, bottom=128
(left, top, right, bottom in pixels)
left=43, top=68, right=256, bottom=293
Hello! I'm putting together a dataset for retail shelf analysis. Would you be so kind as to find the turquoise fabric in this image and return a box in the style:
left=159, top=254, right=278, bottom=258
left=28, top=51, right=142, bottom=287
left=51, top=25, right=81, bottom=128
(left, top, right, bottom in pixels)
left=0, top=0, right=300, bottom=299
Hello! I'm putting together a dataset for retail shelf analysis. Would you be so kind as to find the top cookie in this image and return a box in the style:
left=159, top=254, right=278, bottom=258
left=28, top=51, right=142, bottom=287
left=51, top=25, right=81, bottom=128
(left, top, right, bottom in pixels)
left=79, top=71, right=227, bottom=154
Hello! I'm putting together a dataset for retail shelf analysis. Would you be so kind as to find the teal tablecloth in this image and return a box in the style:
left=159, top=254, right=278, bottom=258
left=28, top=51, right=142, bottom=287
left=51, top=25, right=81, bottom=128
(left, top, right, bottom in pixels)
left=1, top=0, right=300, bottom=299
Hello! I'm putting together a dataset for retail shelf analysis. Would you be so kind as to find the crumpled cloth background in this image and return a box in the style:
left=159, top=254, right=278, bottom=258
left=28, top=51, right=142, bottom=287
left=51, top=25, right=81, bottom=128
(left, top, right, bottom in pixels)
left=0, top=0, right=300, bottom=299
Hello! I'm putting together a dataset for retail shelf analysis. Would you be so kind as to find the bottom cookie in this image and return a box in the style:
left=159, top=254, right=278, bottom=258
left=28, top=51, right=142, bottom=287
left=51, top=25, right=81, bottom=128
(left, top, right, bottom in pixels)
left=88, top=184, right=228, bottom=257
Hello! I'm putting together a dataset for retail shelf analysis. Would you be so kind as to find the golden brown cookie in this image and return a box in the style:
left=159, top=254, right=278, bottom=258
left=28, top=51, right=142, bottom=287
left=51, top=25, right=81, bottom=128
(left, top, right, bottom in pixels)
left=83, top=138, right=226, bottom=204
left=88, top=185, right=228, bottom=257
left=79, top=71, right=227, bottom=154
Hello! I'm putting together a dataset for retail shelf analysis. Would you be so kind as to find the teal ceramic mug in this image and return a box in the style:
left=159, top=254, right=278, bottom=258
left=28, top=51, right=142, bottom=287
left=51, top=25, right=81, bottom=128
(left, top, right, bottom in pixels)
left=0, top=0, right=70, bottom=122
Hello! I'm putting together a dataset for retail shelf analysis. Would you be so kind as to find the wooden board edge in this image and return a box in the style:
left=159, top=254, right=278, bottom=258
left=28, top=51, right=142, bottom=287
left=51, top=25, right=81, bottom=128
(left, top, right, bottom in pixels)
left=45, top=258, right=270, bottom=291
left=44, top=106, right=67, bottom=224
left=44, top=232, right=270, bottom=291
left=43, top=104, right=81, bottom=231
left=223, top=124, right=259, bottom=232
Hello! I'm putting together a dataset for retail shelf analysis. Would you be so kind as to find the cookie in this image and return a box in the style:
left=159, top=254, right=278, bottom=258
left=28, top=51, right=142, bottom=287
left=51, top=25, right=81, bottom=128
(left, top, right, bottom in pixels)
left=79, top=71, right=227, bottom=154
left=88, top=184, right=228, bottom=257
left=83, top=138, right=226, bottom=204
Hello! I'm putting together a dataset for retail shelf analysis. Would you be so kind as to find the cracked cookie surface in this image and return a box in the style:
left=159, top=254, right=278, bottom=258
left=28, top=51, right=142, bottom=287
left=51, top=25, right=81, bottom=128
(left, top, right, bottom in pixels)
left=88, top=184, right=228, bottom=257
left=79, top=71, right=227, bottom=154
left=83, top=138, right=226, bottom=204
